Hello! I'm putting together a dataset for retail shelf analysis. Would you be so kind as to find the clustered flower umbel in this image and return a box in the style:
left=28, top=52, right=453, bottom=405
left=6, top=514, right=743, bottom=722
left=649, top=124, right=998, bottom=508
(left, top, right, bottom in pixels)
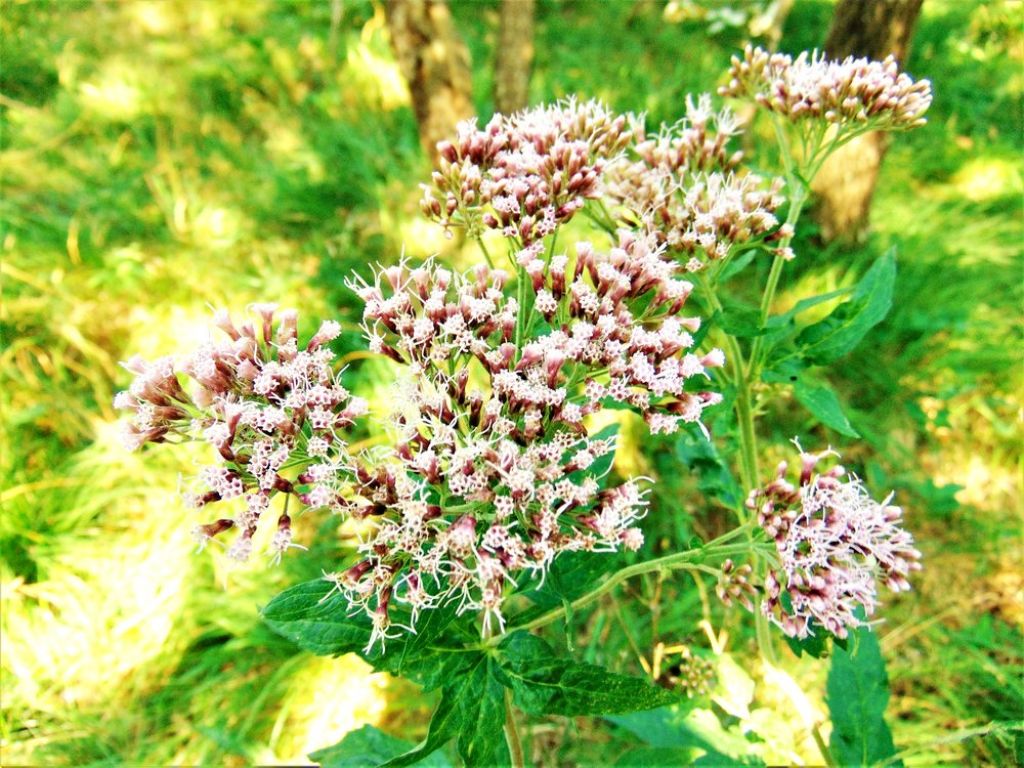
left=607, top=94, right=790, bottom=270
left=720, top=45, right=933, bottom=131
left=747, top=444, right=922, bottom=640
left=337, top=231, right=723, bottom=645
left=115, top=304, right=367, bottom=563
left=420, top=98, right=641, bottom=245
left=117, top=47, right=928, bottom=651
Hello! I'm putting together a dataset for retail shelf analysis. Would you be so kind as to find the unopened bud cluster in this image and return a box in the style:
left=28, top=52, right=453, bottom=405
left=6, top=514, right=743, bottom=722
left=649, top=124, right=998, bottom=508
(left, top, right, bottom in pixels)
left=664, top=646, right=715, bottom=698
left=747, top=445, right=922, bottom=640
left=420, top=98, right=642, bottom=244
left=715, top=558, right=756, bottom=611
left=607, top=94, right=789, bottom=269
left=720, top=45, right=933, bottom=131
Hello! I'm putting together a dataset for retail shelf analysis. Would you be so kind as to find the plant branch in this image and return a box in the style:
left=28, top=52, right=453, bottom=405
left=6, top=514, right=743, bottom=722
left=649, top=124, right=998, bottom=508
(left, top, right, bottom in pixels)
left=476, top=235, right=495, bottom=269
left=504, top=688, right=525, bottom=768
left=491, top=530, right=760, bottom=642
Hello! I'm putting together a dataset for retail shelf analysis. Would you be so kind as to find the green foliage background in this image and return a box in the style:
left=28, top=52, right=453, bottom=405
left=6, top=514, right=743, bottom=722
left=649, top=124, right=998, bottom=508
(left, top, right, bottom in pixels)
left=1, top=0, right=1021, bottom=765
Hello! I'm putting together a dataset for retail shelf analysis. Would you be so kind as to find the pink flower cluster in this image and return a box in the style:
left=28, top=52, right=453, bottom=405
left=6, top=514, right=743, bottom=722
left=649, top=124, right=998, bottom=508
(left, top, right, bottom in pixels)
left=336, top=231, right=724, bottom=646
left=117, top=55, right=930, bottom=649
left=114, top=304, right=367, bottom=563
left=420, top=98, right=641, bottom=244
left=607, top=94, right=789, bottom=270
left=720, top=45, right=933, bottom=130
left=747, top=444, right=922, bottom=640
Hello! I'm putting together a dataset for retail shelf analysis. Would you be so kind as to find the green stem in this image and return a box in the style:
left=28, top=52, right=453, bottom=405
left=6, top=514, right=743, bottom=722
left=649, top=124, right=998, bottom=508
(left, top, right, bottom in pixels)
left=504, top=688, right=525, bottom=768
left=491, top=531, right=758, bottom=643
left=514, top=265, right=527, bottom=349
left=734, top=383, right=760, bottom=498
left=476, top=235, right=495, bottom=270
left=693, top=272, right=758, bottom=499
left=754, top=606, right=778, bottom=666
left=812, top=722, right=837, bottom=768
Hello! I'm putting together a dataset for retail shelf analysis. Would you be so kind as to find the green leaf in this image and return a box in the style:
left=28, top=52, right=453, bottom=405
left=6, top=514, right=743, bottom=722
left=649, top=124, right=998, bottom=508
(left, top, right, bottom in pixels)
left=716, top=248, right=758, bottom=282
left=379, top=686, right=461, bottom=768
left=796, top=251, right=896, bottom=365
left=766, top=287, right=854, bottom=333
left=453, top=655, right=510, bottom=767
left=760, top=357, right=805, bottom=384
left=608, top=706, right=764, bottom=765
left=382, top=653, right=510, bottom=767
left=519, top=550, right=619, bottom=609
left=496, top=632, right=677, bottom=716
left=584, top=422, right=620, bottom=481
left=784, top=626, right=830, bottom=659
left=309, top=726, right=450, bottom=768
left=718, top=301, right=765, bottom=338
left=827, top=625, right=901, bottom=767
left=260, top=578, right=472, bottom=686
left=261, top=579, right=371, bottom=656
left=674, top=428, right=743, bottom=508
left=614, top=746, right=701, bottom=766
left=792, top=380, right=861, bottom=438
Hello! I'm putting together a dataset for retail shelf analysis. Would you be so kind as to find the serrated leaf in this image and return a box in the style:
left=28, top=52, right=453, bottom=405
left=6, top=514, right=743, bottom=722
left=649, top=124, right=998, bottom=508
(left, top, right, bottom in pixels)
left=614, top=746, right=701, bottom=766
left=455, top=656, right=510, bottom=767
left=379, top=684, right=462, bottom=768
left=718, top=302, right=766, bottom=338
left=608, top=706, right=764, bottom=765
left=827, top=625, right=901, bottom=767
left=309, top=725, right=450, bottom=768
left=260, top=578, right=471, bottom=686
left=382, top=652, right=510, bottom=767
left=261, top=579, right=371, bottom=656
left=519, top=550, right=619, bottom=609
left=496, top=632, right=677, bottom=716
left=796, top=252, right=896, bottom=364
left=793, top=380, right=861, bottom=437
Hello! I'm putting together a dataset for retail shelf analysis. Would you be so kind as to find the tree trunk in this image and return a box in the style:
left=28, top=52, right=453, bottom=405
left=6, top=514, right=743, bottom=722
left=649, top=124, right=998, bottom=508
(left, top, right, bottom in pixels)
left=811, top=0, right=924, bottom=244
left=494, top=0, right=535, bottom=115
left=385, top=0, right=475, bottom=161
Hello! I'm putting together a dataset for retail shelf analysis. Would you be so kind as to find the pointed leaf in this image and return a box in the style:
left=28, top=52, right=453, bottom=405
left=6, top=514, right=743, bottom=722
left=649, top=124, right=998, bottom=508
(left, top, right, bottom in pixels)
left=261, top=579, right=371, bottom=656
left=496, top=632, right=677, bottom=716
left=455, top=656, right=510, bottom=767
left=261, top=578, right=471, bottom=686
left=827, top=625, right=901, bottom=767
left=309, top=725, right=450, bottom=768
left=382, top=653, right=510, bottom=768
left=793, top=380, right=861, bottom=438
left=796, top=251, right=896, bottom=364
left=718, top=301, right=766, bottom=338
left=608, top=706, right=764, bottom=765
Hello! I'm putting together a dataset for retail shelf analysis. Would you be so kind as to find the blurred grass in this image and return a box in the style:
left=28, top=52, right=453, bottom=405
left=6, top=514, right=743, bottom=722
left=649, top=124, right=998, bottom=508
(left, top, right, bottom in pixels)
left=1, top=0, right=1021, bottom=765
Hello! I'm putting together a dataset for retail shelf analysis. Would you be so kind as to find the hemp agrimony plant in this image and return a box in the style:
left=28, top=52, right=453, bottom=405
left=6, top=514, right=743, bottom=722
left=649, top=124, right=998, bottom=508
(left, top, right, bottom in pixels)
left=117, top=47, right=930, bottom=766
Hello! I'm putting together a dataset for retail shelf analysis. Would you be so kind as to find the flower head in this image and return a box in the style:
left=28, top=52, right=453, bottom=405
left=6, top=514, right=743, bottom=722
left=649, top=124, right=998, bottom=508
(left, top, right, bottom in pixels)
left=337, top=233, right=723, bottom=647
left=115, top=305, right=363, bottom=561
left=420, top=98, right=642, bottom=243
left=720, top=45, right=933, bottom=131
left=747, top=443, right=922, bottom=639
left=607, top=94, right=787, bottom=268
